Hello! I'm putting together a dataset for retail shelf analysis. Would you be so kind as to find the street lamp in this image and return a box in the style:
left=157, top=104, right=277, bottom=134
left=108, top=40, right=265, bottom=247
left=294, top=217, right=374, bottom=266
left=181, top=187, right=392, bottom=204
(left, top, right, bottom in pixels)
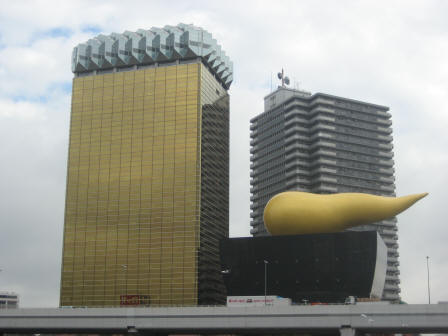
left=426, top=256, right=431, bottom=304
left=264, top=260, right=268, bottom=306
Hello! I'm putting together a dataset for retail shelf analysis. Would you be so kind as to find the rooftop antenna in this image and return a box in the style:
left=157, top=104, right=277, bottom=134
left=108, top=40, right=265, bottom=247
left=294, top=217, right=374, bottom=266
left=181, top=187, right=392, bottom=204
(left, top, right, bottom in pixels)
left=277, top=68, right=290, bottom=87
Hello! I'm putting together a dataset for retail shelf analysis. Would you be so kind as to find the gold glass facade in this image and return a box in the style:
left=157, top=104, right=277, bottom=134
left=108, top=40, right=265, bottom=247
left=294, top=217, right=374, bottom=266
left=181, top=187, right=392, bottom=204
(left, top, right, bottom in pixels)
left=60, top=61, right=229, bottom=307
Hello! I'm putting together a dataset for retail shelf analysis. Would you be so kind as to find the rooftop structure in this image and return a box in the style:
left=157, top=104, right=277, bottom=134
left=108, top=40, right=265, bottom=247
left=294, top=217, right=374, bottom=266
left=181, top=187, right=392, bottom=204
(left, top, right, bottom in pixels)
left=72, top=23, right=233, bottom=88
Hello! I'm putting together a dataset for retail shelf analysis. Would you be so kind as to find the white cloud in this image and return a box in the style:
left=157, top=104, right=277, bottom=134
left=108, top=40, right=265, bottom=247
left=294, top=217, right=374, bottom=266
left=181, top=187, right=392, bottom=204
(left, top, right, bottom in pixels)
left=0, top=99, right=46, bottom=120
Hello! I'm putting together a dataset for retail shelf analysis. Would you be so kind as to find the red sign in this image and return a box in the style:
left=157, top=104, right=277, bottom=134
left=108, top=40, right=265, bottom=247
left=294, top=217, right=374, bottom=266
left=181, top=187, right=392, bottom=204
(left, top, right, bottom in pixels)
left=120, top=295, right=150, bottom=306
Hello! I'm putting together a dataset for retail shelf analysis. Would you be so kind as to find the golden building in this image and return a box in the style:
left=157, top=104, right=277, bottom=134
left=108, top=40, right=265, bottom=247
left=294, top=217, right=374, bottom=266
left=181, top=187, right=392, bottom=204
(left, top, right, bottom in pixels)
left=60, top=24, right=232, bottom=307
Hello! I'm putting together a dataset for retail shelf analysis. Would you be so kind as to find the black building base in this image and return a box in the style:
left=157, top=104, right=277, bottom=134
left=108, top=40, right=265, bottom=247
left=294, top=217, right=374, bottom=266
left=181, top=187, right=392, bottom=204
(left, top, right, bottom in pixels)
left=220, top=231, right=386, bottom=304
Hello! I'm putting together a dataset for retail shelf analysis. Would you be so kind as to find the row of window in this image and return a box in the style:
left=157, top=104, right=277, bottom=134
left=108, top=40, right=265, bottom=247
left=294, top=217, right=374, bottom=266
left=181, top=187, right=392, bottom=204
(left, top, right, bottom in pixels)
left=69, top=147, right=198, bottom=154
left=72, top=104, right=200, bottom=112
left=67, top=179, right=198, bottom=186
left=73, top=84, right=198, bottom=93
left=71, top=107, right=199, bottom=115
left=61, top=289, right=197, bottom=295
left=66, top=190, right=200, bottom=197
left=66, top=198, right=200, bottom=204
left=60, top=294, right=197, bottom=303
left=71, top=127, right=199, bottom=134
left=62, top=256, right=197, bottom=264
left=71, top=114, right=199, bottom=123
left=66, top=188, right=199, bottom=195
left=61, top=283, right=197, bottom=290
left=63, top=238, right=199, bottom=245
left=63, top=254, right=197, bottom=261
left=70, top=148, right=198, bottom=155
left=64, top=226, right=199, bottom=233
left=63, top=252, right=198, bottom=259
left=70, top=142, right=199, bottom=150
left=63, top=241, right=199, bottom=248
left=70, top=140, right=198, bottom=148
left=70, top=140, right=199, bottom=147
left=75, top=89, right=199, bottom=96
left=63, top=222, right=199, bottom=229
left=334, top=100, right=387, bottom=115
left=66, top=190, right=199, bottom=197
left=68, top=155, right=199, bottom=162
left=73, top=84, right=199, bottom=94
left=71, top=119, right=199, bottom=126
left=68, top=164, right=199, bottom=171
left=64, top=232, right=200, bottom=239
left=74, top=74, right=199, bottom=89
left=64, top=219, right=200, bottom=226
left=76, top=76, right=199, bottom=84
left=69, top=171, right=197, bottom=176
left=335, top=152, right=392, bottom=167
left=68, top=160, right=199, bottom=167
left=62, top=268, right=197, bottom=275
left=69, top=153, right=199, bottom=160
left=64, top=223, right=200, bottom=230
left=61, top=280, right=197, bottom=286
left=72, top=108, right=198, bottom=118
left=70, top=134, right=199, bottom=143
left=64, top=230, right=198, bottom=236
left=76, top=66, right=198, bottom=79
left=70, top=120, right=199, bottom=129
left=67, top=190, right=199, bottom=196
left=71, top=105, right=200, bottom=115
left=66, top=183, right=199, bottom=190
left=63, top=244, right=199, bottom=251
left=76, top=68, right=198, bottom=79
left=74, top=83, right=199, bottom=91
left=71, top=122, right=199, bottom=131
left=65, top=208, right=200, bottom=214
left=72, top=100, right=200, bottom=110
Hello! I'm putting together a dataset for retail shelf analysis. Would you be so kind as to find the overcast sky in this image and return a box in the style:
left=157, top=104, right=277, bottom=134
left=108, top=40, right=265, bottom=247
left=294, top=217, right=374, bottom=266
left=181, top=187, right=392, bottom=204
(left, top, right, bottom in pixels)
left=0, top=0, right=447, bottom=307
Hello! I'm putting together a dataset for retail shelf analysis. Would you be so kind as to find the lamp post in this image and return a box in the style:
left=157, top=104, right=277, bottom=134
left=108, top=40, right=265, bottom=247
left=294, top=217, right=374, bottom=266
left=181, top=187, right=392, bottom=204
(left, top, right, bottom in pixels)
left=426, top=256, right=431, bottom=304
left=264, top=260, right=268, bottom=306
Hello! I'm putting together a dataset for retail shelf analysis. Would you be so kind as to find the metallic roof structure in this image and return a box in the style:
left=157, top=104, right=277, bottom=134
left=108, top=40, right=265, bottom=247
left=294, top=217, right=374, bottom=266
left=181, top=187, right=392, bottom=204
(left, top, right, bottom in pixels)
left=71, top=23, right=233, bottom=88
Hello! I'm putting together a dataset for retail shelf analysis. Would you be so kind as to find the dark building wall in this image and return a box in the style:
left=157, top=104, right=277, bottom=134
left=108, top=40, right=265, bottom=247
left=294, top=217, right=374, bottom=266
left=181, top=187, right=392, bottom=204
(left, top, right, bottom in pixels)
left=220, top=232, right=382, bottom=303
left=198, top=64, right=230, bottom=305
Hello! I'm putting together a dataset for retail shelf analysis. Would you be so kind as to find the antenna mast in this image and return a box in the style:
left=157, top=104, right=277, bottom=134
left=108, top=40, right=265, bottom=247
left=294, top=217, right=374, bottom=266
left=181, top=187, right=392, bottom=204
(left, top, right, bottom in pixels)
left=277, top=68, right=290, bottom=87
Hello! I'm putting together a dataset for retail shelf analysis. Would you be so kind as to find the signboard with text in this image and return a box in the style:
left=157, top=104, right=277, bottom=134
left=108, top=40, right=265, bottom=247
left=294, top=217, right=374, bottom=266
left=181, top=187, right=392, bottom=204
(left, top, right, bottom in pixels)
left=120, top=295, right=150, bottom=306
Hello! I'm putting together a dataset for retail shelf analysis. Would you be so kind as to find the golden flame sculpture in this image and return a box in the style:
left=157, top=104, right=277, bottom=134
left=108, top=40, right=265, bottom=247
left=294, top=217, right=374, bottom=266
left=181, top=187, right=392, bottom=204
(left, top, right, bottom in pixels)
left=263, top=192, right=428, bottom=236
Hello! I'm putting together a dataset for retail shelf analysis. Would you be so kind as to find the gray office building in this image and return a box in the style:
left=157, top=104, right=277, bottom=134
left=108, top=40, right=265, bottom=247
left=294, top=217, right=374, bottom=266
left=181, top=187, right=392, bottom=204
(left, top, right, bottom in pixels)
left=250, top=86, right=400, bottom=301
left=0, top=291, right=19, bottom=309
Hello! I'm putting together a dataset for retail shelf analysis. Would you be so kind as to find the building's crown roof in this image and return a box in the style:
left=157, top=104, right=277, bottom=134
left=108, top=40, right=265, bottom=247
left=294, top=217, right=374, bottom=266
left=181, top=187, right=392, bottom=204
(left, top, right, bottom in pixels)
left=71, top=23, right=233, bottom=88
